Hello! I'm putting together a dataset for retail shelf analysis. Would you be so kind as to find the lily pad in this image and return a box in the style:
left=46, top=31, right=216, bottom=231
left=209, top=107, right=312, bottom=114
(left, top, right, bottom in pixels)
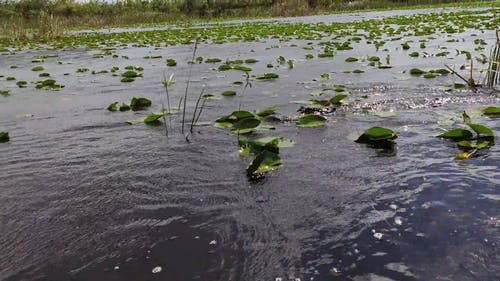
left=256, top=73, right=279, bottom=80
left=437, top=128, right=473, bottom=140
left=221, top=90, right=236, bottom=97
left=296, top=114, right=327, bottom=127
left=107, top=102, right=118, bottom=111
left=0, top=131, right=9, bottom=143
left=144, top=111, right=166, bottom=124
left=247, top=150, right=282, bottom=176
left=409, top=68, right=426, bottom=75
left=130, top=97, right=152, bottom=111
left=467, top=123, right=494, bottom=137
left=483, top=106, right=500, bottom=116
left=256, top=106, right=278, bottom=117
left=329, top=94, right=347, bottom=105
left=355, top=127, right=397, bottom=143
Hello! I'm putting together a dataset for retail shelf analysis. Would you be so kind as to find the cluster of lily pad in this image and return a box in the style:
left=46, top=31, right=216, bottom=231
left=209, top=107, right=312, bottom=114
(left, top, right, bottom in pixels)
left=437, top=107, right=498, bottom=159
left=107, top=97, right=166, bottom=124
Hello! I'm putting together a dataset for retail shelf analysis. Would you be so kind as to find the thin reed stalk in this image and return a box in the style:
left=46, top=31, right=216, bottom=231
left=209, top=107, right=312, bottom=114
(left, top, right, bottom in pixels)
left=190, top=85, right=206, bottom=133
left=181, top=39, right=198, bottom=134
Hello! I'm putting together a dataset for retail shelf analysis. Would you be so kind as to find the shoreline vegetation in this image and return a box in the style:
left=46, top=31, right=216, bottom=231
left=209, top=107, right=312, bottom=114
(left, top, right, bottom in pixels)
left=0, top=0, right=497, bottom=42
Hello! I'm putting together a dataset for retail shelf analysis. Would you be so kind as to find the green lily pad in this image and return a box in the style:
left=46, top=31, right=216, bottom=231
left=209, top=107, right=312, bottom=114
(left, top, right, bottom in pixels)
left=355, top=127, right=397, bottom=143
left=256, top=106, right=278, bottom=117
left=166, top=58, right=177, bottom=66
left=144, top=111, right=166, bottom=124
left=130, top=97, right=152, bottom=111
left=256, top=73, right=279, bottom=80
left=221, top=90, right=236, bottom=97
left=483, top=106, right=500, bottom=116
left=121, top=71, right=141, bottom=78
left=31, top=66, right=44, bottom=71
left=247, top=150, right=282, bottom=175
left=329, top=94, right=347, bottom=105
left=0, top=131, right=9, bottom=143
left=107, top=102, right=118, bottom=111
left=296, top=114, right=327, bottom=127
left=345, top=57, right=358, bottom=62
left=232, top=117, right=261, bottom=133
left=121, top=77, right=135, bottom=83
left=119, top=103, right=131, bottom=111
left=437, top=128, right=473, bottom=140
left=409, top=68, right=426, bottom=75
left=467, top=123, right=494, bottom=137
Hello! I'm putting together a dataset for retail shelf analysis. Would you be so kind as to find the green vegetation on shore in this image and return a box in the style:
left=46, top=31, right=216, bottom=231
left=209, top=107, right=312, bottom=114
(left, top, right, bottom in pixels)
left=0, top=0, right=496, bottom=42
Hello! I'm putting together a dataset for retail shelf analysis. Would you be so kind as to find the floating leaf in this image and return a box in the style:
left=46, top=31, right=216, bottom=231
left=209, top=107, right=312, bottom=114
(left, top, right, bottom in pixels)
left=31, top=66, right=44, bottom=71
left=119, top=103, right=131, bottom=111
left=256, top=73, right=279, bottom=80
left=256, top=106, right=278, bottom=117
left=107, top=102, right=118, bottom=111
left=329, top=94, right=347, bottom=105
left=437, top=128, right=473, bottom=140
left=409, top=68, right=426, bottom=75
left=122, top=71, right=141, bottom=78
left=121, top=77, right=135, bottom=83
left=483, top=106, right=500, bottom=116
left=232, top=117, right=261, bottom=133
left=355, top=127, right=397, bottom=143
left=466, top=123, right=494, bottom=137
left=457, top=140, right=474, bottom=150
left=130, top=97, right=152, bottom=111
left=296, top=114, right=327, bottom=127
left=247, top=150, right=282, bottom=175
left=0, top=131, right=9, bottom=143
left=166, top=58, right=177, bottom=66
left=221, top=90, right=236, bottom=97
left=144, top=111, right=166, bottom=124
left=345, top=57, right=358, bottom=62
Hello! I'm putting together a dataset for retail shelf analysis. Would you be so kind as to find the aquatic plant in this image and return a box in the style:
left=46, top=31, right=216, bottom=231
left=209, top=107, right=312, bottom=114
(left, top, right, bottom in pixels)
left=31, top=66, right=44, bottom=71
left=437, top=111, right=495, bottom=159
left=356, top=127, right=397, bottom=143
left=0, top=131, right=9, bottom=143
left=483, top=106, right=500, bottom=116
left=222, top=90, right=236, bottom=97
left=16, top=81, right=27, bottom=88
left=107, top=102, right=118, bottom=111
left=130, top=97, right=152, bottom=111
left=166, top=58, right=177, bottom=66
left=485, top=31, right=499, bottom=88
left=0, top=90, right=9, bottom=96
left=256, top=73, right=279, bottom=80
left=296, top=114, right=326, bottom=127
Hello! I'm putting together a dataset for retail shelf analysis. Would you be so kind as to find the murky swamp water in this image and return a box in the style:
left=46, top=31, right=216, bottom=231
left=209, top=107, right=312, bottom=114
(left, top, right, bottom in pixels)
left=1, top=8, right=499, bottom=281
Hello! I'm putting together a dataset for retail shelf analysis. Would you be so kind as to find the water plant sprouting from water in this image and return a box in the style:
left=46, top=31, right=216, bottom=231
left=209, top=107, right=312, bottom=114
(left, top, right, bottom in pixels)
left=437, top=111, right=495, bottom=160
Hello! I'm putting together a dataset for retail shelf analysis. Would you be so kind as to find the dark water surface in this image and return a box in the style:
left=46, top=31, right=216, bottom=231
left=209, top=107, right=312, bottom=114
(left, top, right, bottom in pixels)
left=1, top=10, right=499, bottom=281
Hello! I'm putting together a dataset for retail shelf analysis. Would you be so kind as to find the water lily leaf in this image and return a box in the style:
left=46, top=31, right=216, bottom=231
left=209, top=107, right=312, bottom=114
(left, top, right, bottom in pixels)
left=107, top=102, right=118, bottom=111
left=296, top=114, right=327, bottom=127
left=247, top=151, right=282, bottom=175
left=144, top=111, right=166, bottom=124
left=221, top=90, right=236, bottom=96
left=437, top=128, right=473, bottom=140
left=122, top=71, right=141, bottom=78
left=329, top=94, right=347, bottom=105
left=256, top=73, right=279, bottom=80
left=119, top=103, right=131, bottom=111
left=0, top=131, right=9, bottom=143
left=256, top=106, right=278, bottom=117
left=214, top=121, right=233, bottom=129
left=130, top=97, right=152, bottom=111
left=476, top=139, right=492, bottom=149
left=232, top=117, right=261, bottom=131
left=483, top=106, right=500, bottom=116
left=255, top=137, right=295, bottom=147
left=466, top=123, right=494, bottom=137
left=457, top=140, right=474, bottom=150
left=216, top=111, right=255, bottom=123
left=355, top=127, right=397, bottom=143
